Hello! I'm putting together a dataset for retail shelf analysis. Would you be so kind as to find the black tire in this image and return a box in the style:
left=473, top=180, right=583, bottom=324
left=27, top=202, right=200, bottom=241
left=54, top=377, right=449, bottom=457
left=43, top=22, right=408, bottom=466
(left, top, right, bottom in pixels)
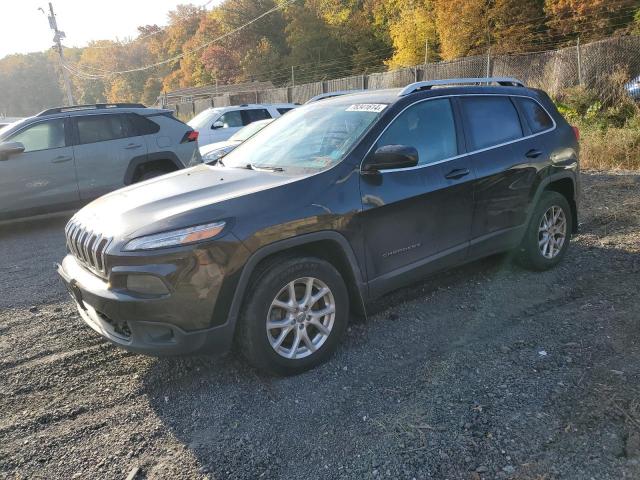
left=516, top=191, right=573, bottom=271
left=237, top=256, right=349, bottom=376
left=137, top=169, right=170, bottom=182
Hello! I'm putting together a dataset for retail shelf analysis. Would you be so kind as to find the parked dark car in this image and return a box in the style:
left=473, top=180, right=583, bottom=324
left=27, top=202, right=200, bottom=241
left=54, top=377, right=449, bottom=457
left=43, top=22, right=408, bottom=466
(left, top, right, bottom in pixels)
left=57, top=78, right=580, bottom=375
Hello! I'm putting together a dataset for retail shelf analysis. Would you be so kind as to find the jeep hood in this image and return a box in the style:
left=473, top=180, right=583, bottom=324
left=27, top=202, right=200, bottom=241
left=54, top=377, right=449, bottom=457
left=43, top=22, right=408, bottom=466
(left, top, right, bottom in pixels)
left=72, top=164, right=298, bottom=238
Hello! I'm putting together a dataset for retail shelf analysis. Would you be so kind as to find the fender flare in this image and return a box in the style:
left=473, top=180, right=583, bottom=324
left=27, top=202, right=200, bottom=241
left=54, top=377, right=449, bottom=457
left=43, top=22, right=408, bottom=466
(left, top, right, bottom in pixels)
left=224, top=231, right=368, bottom=332
left=123, top=151, right=184, bottom=185
left=526, top=170, right=579, bottom=231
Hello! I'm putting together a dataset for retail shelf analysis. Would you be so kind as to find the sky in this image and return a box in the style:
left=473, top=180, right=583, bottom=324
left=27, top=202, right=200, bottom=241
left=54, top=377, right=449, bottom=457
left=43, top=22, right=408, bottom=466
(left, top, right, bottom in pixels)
left=0, top=0, right=216, bottom=59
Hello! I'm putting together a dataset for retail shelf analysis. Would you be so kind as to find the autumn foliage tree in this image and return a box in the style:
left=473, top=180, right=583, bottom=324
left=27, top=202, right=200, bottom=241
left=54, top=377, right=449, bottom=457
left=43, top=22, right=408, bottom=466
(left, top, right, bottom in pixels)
left=544, top=0, right=639, bottom=42
left=0, top=0, right=638, bottom=115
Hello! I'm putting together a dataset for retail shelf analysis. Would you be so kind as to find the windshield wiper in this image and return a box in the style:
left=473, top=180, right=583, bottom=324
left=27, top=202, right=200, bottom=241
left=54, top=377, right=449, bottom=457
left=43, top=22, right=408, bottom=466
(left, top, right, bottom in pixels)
left=248, top=164, right=284, bottom=172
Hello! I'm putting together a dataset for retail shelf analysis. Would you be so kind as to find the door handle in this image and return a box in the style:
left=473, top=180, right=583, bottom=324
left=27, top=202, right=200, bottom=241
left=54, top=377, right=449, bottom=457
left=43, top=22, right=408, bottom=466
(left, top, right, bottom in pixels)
left=444, top=168, right=470, bottom=180
left=51, top=155, right=72, bottom=163
left=525, top=149, right=542, bottom=159
left=125, top=143, right=142, bottom=150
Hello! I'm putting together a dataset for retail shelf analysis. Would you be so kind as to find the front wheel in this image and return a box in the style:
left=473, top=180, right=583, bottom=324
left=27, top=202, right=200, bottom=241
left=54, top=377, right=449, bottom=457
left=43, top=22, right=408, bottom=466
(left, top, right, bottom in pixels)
left=237, top=256, right=349, bottom=376
left=516, top=191, right=573, bottom=271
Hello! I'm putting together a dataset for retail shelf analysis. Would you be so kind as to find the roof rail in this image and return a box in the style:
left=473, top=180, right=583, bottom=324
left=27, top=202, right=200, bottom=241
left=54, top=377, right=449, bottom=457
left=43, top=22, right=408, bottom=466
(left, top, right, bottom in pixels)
left=36, top=103, right=147, bottom=117
left=398, top=77, right=525, bottom=96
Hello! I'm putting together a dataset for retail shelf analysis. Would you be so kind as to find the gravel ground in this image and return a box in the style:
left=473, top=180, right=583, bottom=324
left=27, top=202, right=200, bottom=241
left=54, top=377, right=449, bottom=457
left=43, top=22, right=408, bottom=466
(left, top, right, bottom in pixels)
left=1, top=172, right=639, bottom=480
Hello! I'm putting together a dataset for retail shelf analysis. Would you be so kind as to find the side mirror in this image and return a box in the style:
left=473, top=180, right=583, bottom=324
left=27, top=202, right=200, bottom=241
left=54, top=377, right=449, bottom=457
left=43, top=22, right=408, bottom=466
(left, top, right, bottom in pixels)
left=362, top=145, right=419, bottom=173
left=0, top=141, right=25, bottom=160
left=212, top=121, right=224, bottom=130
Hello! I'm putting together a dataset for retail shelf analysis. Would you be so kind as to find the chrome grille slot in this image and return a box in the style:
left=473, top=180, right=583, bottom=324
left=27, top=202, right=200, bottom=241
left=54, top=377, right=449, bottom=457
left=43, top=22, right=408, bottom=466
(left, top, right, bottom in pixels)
left=64, top=219, right=112, bottom=277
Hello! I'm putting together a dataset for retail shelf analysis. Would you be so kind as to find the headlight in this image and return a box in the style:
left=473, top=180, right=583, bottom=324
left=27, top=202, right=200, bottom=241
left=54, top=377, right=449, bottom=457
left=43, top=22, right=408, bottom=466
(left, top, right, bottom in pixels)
left=203, top=146, right=235, bottom=163
left=123, top=221, right=226, bottom=251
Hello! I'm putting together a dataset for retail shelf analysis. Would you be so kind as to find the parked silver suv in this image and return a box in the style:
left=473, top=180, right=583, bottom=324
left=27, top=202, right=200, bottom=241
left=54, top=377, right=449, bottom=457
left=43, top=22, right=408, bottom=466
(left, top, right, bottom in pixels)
left=0, top=103, right=201, bottom=222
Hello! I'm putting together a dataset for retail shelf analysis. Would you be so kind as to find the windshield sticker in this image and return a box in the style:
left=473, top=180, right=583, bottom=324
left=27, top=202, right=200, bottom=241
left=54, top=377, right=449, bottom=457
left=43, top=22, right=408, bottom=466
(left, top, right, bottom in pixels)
left=346, top=103, right=387, bottom=113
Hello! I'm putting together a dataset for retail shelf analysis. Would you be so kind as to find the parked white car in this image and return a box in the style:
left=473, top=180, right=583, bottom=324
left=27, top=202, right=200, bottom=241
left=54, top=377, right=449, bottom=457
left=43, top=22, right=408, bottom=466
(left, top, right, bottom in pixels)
left=200, top=118, right=273, bottom=164
left=188, top=103, right=296, bottom=147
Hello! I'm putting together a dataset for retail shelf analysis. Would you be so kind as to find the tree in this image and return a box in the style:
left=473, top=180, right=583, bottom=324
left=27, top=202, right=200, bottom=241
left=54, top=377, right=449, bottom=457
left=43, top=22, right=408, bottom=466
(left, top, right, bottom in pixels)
left=218, top=0, right=288, bottom=55
left=107, top=76, right=135, bottom=103
left=307, top=0, right=391, bottom=74
left=0, top=52, right=64, bottom=116
left=141, top=77, right=163, bottom=105
left=284, top=4, right=345, bottom=82
left=489, top=0, right=545, bottom=54
left=242, top=38, right=285, bottom=82
left=434, top=0, right=488, bottom=60
left=385, top=0, right=439, bottom=68
left=1, top=0, right=639, bottom=109
left=544, top=0, right=638, bottom=43
left=201, top=45, right=241, bottom=84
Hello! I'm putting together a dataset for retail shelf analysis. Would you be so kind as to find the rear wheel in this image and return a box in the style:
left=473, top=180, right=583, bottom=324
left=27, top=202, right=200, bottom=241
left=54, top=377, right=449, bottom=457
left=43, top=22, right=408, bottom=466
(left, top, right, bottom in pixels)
left=517, top=191, right=573, bottom=271
left=237, top=256, right=349, bottom=376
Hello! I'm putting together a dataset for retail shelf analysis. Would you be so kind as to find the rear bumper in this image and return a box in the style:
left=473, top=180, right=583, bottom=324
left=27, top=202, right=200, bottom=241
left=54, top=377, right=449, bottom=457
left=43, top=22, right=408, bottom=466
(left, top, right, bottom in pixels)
left=56, top=255, right=235, bottom=356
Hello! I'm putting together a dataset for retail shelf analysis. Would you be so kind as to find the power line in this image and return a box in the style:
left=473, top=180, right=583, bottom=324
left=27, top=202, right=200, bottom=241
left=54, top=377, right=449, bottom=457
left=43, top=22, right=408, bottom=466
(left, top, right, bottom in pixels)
left=83, top=0, right=218, bottom=49
left=63, top=0, right=299, bottom=78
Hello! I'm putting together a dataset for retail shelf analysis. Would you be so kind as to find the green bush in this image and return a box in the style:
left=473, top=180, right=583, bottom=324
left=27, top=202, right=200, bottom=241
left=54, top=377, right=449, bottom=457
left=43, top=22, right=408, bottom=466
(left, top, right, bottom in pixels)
left=553, top=72, right=640, bottom=171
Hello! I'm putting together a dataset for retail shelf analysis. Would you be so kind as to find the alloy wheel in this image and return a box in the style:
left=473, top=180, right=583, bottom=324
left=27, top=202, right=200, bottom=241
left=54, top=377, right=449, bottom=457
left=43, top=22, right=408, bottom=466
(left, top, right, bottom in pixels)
left=538, top=205, right=567, bottom=259
left=266, top=277, right=336, bottom=359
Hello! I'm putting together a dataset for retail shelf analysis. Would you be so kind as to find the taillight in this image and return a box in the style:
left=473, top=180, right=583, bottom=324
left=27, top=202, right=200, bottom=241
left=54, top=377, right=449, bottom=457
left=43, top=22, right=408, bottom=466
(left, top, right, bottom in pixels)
left=181, top=130, right=199, bottom=143
left=572, top=126, right=580, bottom=141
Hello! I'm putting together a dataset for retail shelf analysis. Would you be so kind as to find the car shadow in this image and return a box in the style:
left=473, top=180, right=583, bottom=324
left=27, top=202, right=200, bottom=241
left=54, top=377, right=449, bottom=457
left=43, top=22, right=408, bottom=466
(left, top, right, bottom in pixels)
left=0, top=214, right=70, bottom=236
left=139, top=235, right=640, bottom=478
left=0, top=215, right=72, bottom=308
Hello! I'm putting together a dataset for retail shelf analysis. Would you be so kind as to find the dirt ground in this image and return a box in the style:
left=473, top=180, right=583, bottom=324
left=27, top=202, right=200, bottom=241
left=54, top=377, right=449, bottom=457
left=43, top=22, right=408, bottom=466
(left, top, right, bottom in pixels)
left=1, top=171, right=639, bottom=480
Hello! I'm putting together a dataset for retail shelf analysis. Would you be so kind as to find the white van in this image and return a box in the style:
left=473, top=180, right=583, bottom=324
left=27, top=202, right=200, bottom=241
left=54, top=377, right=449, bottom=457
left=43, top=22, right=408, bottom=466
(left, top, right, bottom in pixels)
left=188, top=103, right=297, bottom=147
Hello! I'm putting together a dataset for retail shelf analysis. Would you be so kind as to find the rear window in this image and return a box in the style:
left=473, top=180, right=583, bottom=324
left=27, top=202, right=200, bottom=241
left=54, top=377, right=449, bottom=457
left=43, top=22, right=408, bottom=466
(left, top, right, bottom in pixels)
left=76, top=115, right=130, bottom=144
left=517, top=97, right=554, bottom=133
left=128, top=114, right=160, bottom=135
left=460, top=96, right=523, bottom=151
left=277, top=107, right=294, bottom=115
left=242, top=108, right=272, bottom=124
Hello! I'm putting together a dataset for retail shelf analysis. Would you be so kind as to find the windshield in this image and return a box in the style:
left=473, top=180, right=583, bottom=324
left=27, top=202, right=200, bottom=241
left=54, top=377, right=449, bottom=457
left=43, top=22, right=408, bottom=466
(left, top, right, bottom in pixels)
left=222, top=101, right=385, bottom=173
left=188, top=109, right=218, bottom=130
left=229, top=119, right=273, bottom=142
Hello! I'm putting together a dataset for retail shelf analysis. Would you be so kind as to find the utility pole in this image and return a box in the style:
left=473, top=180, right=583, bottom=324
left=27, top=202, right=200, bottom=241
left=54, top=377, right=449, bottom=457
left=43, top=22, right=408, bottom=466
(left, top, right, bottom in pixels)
left=45, top=2, right=74, bottom=105
left=291, top=65, right=295, bottom=87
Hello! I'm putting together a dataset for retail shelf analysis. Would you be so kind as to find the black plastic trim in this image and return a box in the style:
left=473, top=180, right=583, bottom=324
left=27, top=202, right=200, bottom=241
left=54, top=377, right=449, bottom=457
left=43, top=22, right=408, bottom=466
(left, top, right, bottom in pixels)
left=223, top=231, right=368, bottom=333
left=123, top=151, right=185, bottom=185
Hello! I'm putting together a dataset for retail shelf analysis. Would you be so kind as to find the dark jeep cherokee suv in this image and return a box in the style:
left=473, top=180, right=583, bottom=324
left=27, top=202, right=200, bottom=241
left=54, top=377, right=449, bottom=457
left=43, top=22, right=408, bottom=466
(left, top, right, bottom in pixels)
left=58, top=77, right=580, bottom=375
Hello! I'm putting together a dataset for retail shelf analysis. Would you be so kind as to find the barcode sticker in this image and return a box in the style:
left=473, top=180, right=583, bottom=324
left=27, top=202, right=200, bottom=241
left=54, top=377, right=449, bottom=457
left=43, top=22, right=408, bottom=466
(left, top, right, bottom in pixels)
left=345, top=104, right=387, bottom=113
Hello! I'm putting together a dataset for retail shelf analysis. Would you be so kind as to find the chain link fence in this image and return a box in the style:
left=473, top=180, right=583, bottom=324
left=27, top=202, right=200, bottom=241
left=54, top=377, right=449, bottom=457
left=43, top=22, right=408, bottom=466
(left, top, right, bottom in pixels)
left=171, top=35, right=640, bottom=120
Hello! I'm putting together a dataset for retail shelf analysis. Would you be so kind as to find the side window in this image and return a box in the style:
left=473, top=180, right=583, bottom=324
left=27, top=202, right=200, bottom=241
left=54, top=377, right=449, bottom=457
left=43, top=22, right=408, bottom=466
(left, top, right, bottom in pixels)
left=459, top=96, right=523, bottom=150
left=10, top=119, right=66, bottom=152
left=76, top=115, right=128, bottom=144
left=216, top=111, right=243, bottom=128
left=127, top=114, right=160, bottom=136
left=376, top=98, right=457, bottom=166
left=517, top=97, right=554, bottom=134
left=277, top=107, right=294, bottom=115
left=242, top=109, right=272, bottom=124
